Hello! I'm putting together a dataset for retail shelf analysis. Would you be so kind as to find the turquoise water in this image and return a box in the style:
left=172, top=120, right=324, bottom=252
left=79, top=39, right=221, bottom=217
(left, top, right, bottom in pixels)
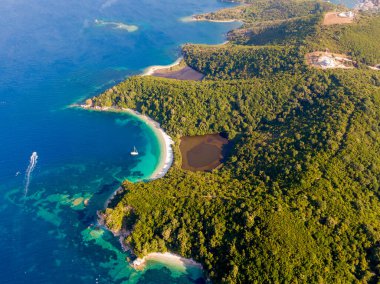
left=0, top=0, right=241, bottom=283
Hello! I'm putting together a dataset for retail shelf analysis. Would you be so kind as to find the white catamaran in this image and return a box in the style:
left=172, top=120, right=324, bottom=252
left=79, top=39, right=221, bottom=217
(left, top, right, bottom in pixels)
left=130, top=146, right=138, bottom=156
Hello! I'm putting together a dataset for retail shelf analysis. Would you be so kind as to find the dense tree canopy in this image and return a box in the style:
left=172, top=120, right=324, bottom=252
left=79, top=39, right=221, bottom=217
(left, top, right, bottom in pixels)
left=99, top=70, right=380, bottom=283
left=182, top=44, right=305, bottom=79
left=194, top=0, right=333, bottom=23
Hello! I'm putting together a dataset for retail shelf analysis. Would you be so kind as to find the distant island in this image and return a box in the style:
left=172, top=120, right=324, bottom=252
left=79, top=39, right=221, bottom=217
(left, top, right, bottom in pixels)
left=86, top=0, right=380, bottom=282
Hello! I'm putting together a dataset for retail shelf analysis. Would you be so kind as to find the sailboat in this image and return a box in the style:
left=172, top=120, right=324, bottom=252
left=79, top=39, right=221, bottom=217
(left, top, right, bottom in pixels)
left=130, top=146, right=138, bottom=156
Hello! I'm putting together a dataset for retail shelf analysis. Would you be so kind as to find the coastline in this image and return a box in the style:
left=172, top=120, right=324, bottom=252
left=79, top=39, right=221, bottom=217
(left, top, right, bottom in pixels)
left=132, top=252, right=203, bottom=270
left=77, top=105, right=173, bottom=181
left=181, top=15, right=240, bottom=23
left=142, top=57, right=183, bottom=76
left=194, top=18, right=240, bottom=23
left=124, top=108, right=174, bottom=180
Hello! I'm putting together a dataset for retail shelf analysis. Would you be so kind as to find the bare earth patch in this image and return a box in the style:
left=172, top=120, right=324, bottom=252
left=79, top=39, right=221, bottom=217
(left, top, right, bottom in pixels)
left=152, top=66, right=205, bottom=81
left=180, top=134, right=229, bottom=172
left=369, top=65, right=380, bottom=71
left=323, top=12, right=355, bottom=25
left=305, top=51, right=356, bottom=69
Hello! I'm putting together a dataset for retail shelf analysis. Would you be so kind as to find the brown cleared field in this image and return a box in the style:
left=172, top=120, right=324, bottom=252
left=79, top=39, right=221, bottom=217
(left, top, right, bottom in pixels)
left=323, top=12, right=354, bottom=25
left=305, top=51, right=356, bottom=69
left=152, top=66, right=204, bottom=81
left=180, top=134, right=229, bottom=172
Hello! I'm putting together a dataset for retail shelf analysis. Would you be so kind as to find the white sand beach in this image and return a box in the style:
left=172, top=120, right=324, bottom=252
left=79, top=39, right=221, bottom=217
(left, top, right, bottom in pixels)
left=142, top=57, right=183, bottom=76
left=132, top=252, right=203, bottom=271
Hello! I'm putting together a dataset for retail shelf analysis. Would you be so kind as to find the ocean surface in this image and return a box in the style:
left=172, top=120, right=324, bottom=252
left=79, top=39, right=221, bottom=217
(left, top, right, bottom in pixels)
left=0, top=0, right=356, bottom=283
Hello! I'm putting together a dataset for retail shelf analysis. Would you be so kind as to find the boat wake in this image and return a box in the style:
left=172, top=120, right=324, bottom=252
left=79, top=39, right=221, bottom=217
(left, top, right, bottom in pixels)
left=24, top=152, right=38, bottom=196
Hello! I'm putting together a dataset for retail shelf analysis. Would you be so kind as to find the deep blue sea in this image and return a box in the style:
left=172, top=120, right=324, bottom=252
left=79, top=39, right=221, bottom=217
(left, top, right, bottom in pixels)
left=0, top=0, right=356, bottom=283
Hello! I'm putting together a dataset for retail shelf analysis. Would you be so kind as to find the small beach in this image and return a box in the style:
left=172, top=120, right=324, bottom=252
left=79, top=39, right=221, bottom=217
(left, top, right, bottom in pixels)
left=133, top=252, right=203, bottom=271
left=142, top=57, right=183, bottom=76
left=132, top=252, right=205, bottom=282
left=152, top=65, right=205, bottom=81
left=143, top=57, right=204, bottom=80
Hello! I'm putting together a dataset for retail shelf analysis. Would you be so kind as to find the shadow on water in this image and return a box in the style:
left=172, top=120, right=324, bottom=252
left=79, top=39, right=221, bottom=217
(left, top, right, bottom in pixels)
left=77, top=180, right=120, bottom=225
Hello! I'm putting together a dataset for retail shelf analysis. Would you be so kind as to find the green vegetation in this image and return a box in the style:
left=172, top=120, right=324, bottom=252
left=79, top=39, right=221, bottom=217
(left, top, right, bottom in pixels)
left=90, top=2, right=380, bottom=282
left=92, top=75, right=302, bottom=136
left=97, top=70, right=380, bottom=283
left=194, top=0, right=333, bottom=23
left=183, top=44, right=305, bottom=79
left=183, top=16, right=380, bottom=79
left=307, top=15, right=380, bottom=66
left=228, top=15, right=322, bottom=46
left=185, top=4, right=380, bottom=79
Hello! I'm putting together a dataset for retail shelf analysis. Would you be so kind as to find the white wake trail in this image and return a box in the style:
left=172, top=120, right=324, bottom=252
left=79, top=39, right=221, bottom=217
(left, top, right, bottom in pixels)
left=24, top=152, right=38, bottom=196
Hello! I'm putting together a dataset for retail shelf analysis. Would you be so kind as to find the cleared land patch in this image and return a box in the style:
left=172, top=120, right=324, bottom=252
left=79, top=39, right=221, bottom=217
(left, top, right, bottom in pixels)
left=323, top=12, right=355, bottom=25
left=180, top=134, right=228, bottom=171
left=152, top=65, right=204, bottom=81
left=305, top=51, right=356, bottom=69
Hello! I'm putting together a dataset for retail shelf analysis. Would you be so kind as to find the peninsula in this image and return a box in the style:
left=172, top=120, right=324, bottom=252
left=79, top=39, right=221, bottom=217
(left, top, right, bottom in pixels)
left=89, top=0, right=380, bottom=282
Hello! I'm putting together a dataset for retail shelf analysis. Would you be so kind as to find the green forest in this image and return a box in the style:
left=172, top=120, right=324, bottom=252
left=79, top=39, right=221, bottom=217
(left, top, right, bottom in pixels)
left=193, top=0, right=333, bottom=23
left=90, top=1, right=380, bottom=283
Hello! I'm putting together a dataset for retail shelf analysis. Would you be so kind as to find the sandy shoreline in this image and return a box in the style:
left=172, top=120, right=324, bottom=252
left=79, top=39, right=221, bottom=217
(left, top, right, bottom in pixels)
left=132, top=252, right=203, bottom=270
left=142, top=57, right=183, bottom=76
left=77, top=105, right=173, bottom=181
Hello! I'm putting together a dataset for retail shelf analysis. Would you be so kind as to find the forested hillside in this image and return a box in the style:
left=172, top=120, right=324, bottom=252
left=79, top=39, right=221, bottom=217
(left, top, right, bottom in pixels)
left=182, top=44, right=305, bottom=79
left=227, top=15, right=321, bottom=46
left=97, top=70, right=380, bottom=283
left=194, top=0, right=333, bottom=23
left=307, top=15, right=380, bottom=65
left=92, top=75, right=302, bottom=136
left=90, top=2, right=380, bottom=282
left=185, top=8, right=380, bottom=79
